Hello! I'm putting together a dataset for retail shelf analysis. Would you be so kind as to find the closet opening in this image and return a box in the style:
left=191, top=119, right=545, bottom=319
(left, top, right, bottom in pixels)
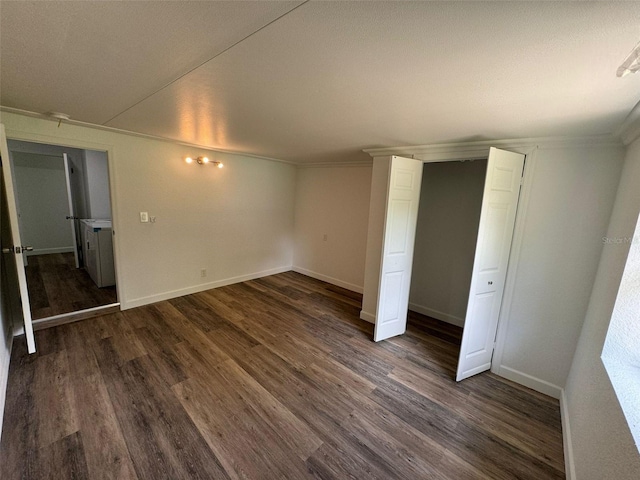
left=408, top=158, right=487, bottom=371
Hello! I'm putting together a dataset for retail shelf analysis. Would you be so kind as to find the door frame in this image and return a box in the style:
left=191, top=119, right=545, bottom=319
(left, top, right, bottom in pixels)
left=3, top=128, right=123, bottom=333
left=361, top=142, right=538, bottom=378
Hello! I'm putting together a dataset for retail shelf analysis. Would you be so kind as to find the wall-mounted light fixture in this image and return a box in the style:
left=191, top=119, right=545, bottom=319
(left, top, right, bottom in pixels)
left=185, top=156, right=223, bottom=168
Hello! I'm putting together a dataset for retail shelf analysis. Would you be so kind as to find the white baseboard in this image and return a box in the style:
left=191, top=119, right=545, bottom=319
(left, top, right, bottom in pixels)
left=408, top=302, right=465, bottom=327
left=291, top=266, right=363, bottom=294
left=122, top=266, right=292, bottom=310
left=27, top=246, right=74, bottom=256
left=560, top=389, right=576, bottom=480
left=359, top=310, right=375, bottom=324
left=495, top=365, right=562, bottom=399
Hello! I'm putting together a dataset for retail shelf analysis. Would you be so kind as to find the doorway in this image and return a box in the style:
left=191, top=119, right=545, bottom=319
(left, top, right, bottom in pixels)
left=7, top=139, right=118, bottom=323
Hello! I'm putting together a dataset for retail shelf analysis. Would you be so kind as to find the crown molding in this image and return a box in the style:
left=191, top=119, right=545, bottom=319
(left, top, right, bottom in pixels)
left=616, top=99, right=640, bottom=146
left=0, top=106, right=296, bottom=166
left=363, top=134, right=623, bottom=162
left=296, top=160, right=373, bottom=168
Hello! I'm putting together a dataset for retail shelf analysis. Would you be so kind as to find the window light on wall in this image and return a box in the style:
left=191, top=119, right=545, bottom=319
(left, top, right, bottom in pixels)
left=602, top=212, right=640, bottom=451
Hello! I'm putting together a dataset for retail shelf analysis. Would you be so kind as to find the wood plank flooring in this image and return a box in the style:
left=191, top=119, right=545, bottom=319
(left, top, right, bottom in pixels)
left=25, top=253, right=117, bottom=320
left=0, top=272, right=564, bottom=479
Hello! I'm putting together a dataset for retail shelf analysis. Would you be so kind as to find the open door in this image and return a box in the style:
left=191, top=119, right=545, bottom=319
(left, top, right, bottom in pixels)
left=374, top=156, right=423, bottom=342
left=456, top=147, right=525, bottom=381
left=63, top=153, right=80, bottom=269
left=0, top=124, right=36, bottom=353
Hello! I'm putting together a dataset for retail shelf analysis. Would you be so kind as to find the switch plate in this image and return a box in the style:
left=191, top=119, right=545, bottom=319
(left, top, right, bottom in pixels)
left=140, top=212, right=149, bottom=223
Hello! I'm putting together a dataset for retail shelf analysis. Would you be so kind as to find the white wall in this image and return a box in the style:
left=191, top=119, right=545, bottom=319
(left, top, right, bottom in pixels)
left=7, top=140, right=88, bottom=218
left=563, top=138, right=640, bottom=479
left=409, top=159, right=486, bottom=326
left=1, top=112, right=296, bottom=310
left=12, top=152, right=74, bottom=255
left=84, top=149, right=111, bottom=219
left=293, top=165, right=371, bottom=292
left=495, top=144, right=624, bottom=394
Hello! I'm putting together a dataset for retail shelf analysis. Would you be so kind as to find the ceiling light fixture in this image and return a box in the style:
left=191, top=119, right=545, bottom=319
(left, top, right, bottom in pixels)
left=47, top=111, right=71, bottom=127
left=185, top=156, right=223, bottom=168
left=617, top=40, right=640, bottom=77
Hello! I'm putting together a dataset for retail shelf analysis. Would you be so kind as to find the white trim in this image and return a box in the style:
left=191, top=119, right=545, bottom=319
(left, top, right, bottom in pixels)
left=359, top=310, right=375, bottom=323
left=30, top=303, right=121, bottom=330
left=1, top=106, right=295, bottom=165
left=122, top=266, right=292, bottom=310
left=495, top=365, right=562, bottom=399
left=560, top=389, right=577, bottom=480
left=408, top=302, right=464, bottom=327
left=26, top=246, right=74, bottom=256
left=363, top=135, right=621, bottom=161
left=296, top=160, right=373, bottom=169
left=292, top=266, right=363, bottom=293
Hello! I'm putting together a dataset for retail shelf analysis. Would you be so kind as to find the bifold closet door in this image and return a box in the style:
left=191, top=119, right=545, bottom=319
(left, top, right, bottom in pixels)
left=456, top=147, right=525, bottom=381
left=374, top=155, right=423, bottom=342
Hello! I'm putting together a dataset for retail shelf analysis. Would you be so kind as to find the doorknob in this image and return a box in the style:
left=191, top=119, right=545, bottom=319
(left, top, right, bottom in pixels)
left=1, top=246, right=33, bottom=254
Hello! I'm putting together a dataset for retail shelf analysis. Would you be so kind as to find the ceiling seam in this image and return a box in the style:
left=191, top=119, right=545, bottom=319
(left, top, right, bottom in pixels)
left=101, top=0, right=310, bottom=126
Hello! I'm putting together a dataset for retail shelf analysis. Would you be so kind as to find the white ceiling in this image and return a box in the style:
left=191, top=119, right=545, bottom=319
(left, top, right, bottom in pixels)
left=2, top=1, right=640, bottom=164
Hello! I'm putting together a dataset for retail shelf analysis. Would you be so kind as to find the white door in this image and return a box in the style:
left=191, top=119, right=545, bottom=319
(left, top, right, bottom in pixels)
left=63, top=153, right=80, bottom=268
left=374, top=156, right=423, bottom=342
left=456, top=147, right=525, bottom=381
left=0, top=124, right=36, bottom=353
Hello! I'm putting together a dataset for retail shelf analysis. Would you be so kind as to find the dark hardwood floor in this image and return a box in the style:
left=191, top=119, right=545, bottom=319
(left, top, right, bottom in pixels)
left=25, top=253, right=117, bottom=320
left=0, top=272, right=564, bottom=479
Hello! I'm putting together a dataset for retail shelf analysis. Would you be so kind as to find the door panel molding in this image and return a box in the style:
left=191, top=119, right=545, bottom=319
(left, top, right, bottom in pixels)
left=374, top=156, right=423, bottom=342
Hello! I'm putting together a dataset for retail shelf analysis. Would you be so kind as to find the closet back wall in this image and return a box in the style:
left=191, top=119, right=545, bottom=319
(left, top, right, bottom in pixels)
left=409, top=159, right=486, bottom=326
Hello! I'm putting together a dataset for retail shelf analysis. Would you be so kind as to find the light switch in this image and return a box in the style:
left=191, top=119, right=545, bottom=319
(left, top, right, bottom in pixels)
left=140, top=211, right=149, bottom=223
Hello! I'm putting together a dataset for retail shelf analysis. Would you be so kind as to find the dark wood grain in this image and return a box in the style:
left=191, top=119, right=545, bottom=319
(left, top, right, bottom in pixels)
left=25, top=253, right=117, bottom=320
left=1, top=271, right=564, bottom=479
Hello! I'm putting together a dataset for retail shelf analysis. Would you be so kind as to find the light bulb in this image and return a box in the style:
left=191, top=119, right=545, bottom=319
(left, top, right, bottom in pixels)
left=202, top=156, right=209, bottom=163
left=217, top=162, right=224, bottom=168
left=185, top=157, right=193, bottom=164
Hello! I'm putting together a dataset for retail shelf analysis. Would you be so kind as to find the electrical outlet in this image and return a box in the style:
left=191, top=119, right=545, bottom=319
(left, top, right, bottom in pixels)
left=150, top=216, right=156, bottom=223
left=140, top=211, right=149, bottom=223
left=323, top=234, right=328, bottom=241
left=201, top=268, right=207, bottom=278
